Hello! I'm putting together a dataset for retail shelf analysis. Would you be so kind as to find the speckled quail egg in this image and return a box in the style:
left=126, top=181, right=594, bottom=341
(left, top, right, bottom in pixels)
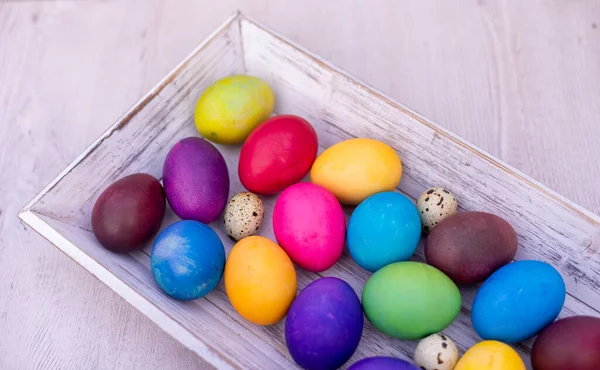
left=224, top=192, right=264, bottom=241
left=416, top=187, right=458, bottom=234
left=414, top=333, right=459, bottom=370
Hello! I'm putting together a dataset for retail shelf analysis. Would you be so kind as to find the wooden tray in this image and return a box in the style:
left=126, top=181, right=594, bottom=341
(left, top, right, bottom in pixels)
left=18, top=12, right=600, bottom=370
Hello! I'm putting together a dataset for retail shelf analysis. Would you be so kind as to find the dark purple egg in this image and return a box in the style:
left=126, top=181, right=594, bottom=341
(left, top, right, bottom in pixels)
left=163, top=137, right=229, bottom=223
left=531, top=315, right=600, bottom=370
left=92, top=173, right=165, bottom=253
left=348, top=357, right=420, bottom=370
left=425, top=211, right=518, bottom=284
left=285, top=277, right=363, bottom=370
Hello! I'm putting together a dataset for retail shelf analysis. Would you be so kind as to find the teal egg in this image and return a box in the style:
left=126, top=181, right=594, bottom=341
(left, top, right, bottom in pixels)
left=347, top=192, right=421, bottom=272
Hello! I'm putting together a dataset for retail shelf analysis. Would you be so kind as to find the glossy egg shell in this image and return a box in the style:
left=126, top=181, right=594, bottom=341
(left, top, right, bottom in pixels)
left=273, top=182, right=345, bottom=272
left=194, top=75, right=274, bottom=145
left=224, top=236, right=297, bottom=325
left=348, top=357, right=420, bottom=370
left=238, top=115, right=318, bottom=195
left=425, top=211, right=518, bottom=284
left=472, top=260, right=566, bottom=343
left=362, top=261, right=461, bottom=340
left=151, top=220, right=225, bottom=300
left=454, top=341, right=525, bottom=370
left=347, top=192, right=421, bottom=272
left=91, top=173, right=165, bottom=253
left=531, top=316, right=600, bottom=370
left=163, top=137, right=229, bottom=223
left=285, top=277, right=363, bottom=370
left=310, top=138, right=402, bottom=205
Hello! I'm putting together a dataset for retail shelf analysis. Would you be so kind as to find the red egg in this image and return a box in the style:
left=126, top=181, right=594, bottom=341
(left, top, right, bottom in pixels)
left=238, top=115, right=318, bottom=195
left=92, top=173, right=165, bottom=253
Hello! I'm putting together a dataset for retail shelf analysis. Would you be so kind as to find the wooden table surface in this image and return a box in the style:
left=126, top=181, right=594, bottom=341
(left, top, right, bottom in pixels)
left=1, top=1, right=599, bottom=369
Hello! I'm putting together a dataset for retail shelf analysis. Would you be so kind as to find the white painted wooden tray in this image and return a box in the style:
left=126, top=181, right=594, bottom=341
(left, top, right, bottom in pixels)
left=18, top=12, right=600, bottom=370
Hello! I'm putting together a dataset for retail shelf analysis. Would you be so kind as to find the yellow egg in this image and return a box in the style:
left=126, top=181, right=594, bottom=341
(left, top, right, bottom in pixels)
left=224, top=236, right=297, bottom=325
left=310, top=138, right=402, bottom=205
left=454, top=341, right=526, bottom=370
left=194, top=75, right=274, bottom=145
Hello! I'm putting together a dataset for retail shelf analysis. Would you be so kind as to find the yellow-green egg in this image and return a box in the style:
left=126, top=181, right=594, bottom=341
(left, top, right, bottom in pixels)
left=194, top=75, right=274, bottom=145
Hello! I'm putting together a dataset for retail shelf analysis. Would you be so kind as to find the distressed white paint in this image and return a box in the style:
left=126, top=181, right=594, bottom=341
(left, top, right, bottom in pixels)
left=11, top=6, right=600, bottom=370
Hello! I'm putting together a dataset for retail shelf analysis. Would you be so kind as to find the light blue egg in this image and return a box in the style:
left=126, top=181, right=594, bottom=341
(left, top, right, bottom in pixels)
left=347, top=192, right=421, bottom=272
left=472, top=260, right=566, bottom=343
left=151, top=220, right=225, bottom=300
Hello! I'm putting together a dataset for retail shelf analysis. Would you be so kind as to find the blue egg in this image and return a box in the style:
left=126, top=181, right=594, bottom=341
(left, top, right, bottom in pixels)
left=347, top=192, right=421, bottom=272
left=151, top=220, right=225, bottom=300
left=472, top=260, right=566, bottom=343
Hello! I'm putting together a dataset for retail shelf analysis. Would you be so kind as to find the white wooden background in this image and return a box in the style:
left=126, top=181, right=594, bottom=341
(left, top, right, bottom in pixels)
left=1, top=1, right=599, bottom=369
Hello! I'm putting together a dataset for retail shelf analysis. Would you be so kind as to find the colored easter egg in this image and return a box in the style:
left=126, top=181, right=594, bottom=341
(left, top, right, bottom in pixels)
left=414, top=333, right=459, bottom=370
left=151, top=220, right=225, bottom=300
left=194, top=75, right=274, bottom=145
left=273, top=182, right=345, bottom=272
left=362, top=262, right=461, bottom=339
left=347, top=192, right=421, bottom=272
left=239, top=115, right=318, bottom=195
left=531, top=316, right=600, bottom=370
left=348, top=357, right=420, bottom=370
left=224, top=236, right=297, bottom=325
left=285, top=277, right=363, bottom=369
left=472, top=260, right=566, bottom=343
left=310, top=138, right=402, bottom=205
left=454, top=341, right=525, bottom=370
left=425, top=212, right=518, bottom=284
left=92, top=173, right=165, bottom=253
left=163, top=137, right=229, bottom=223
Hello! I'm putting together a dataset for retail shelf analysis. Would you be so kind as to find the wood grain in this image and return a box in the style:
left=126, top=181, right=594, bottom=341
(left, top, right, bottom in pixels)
left=3, top=1, right=600, bottom=369
left=17, top=12, right=600, bottom=370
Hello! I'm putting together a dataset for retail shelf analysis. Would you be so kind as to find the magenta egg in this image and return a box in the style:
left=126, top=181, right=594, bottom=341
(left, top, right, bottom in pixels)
left=163, top=137, right=229, bottom=223
left=273, top=182, right=345, bottom=272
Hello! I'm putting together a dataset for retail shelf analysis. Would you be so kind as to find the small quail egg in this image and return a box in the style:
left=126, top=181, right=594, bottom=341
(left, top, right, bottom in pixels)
left=224, top=192, right=264, bottom=241
left=416, top=187, right=458, bottom=234
left=414, top=333, right=459, bottom=370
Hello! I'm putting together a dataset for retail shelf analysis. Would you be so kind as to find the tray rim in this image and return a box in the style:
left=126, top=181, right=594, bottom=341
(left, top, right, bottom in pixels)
left=17, top=9, right=600, bottom=370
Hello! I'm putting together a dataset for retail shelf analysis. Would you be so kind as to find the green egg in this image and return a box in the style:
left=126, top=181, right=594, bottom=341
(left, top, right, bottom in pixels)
left=362, top=261, right=461, bottom=339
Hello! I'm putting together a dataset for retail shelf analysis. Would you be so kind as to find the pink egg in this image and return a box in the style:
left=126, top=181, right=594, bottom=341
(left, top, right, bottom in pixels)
left=273, top=182, right=346, bottom=272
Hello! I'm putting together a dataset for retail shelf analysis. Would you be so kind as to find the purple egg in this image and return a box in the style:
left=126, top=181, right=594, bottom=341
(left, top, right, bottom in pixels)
left=285, top=277, right=363, bottom=370
left=163, top=137, right=229, bottom=223
left=348, top=357, right=420, bottom=370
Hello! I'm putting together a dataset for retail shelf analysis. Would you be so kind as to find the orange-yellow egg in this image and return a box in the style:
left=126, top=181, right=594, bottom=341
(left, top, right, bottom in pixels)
left=454, top=340, right=526, bottom=370
left=224, top=236, right=297, bottom=325
left=310, top=138, right=402, bottom=205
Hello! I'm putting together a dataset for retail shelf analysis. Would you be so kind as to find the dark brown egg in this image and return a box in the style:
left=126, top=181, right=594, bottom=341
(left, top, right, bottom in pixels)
left=424, top=211, right=517, bottom=284
left=531, top=316, right=600, bottom=370
left=92, top=173, right=165, bottom=253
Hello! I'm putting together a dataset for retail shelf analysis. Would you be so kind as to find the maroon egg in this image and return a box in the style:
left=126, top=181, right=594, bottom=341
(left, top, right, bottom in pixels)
left=424, top=211, right=517, bottom=284
left=92, top=173, right=165, bottom=253
left=531, top=316, right=600, bottom=370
